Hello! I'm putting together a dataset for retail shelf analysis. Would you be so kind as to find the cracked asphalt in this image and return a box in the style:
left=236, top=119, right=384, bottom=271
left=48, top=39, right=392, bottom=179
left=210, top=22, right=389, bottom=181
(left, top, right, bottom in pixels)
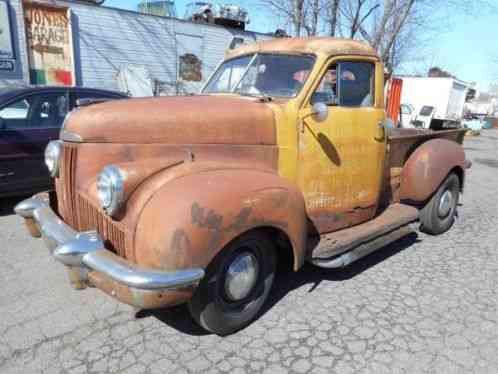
left=1, top=130, right=497, bottom=374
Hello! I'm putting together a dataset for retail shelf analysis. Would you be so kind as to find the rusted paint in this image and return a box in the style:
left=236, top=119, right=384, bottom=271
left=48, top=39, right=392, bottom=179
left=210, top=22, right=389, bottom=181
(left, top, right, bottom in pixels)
left=64, top=95, right=276, bottom=145
left=41, top=37, right=469, bottom=312
left=134, top=169, right=307, bottom=272
left=295, top=55, right=387, bottom=235
left=54, top=141, right=279, bottom=259
left=88, top=271, right=194, bottom=309
left=309, top=203, right=418, bottom=260
left=226, top=37, right=377, bottom=60
left=399, top=138, right=467, bottom=203
left=308, top=206, right=376, bottom=235
left=379, top=128, right=467, bottom=207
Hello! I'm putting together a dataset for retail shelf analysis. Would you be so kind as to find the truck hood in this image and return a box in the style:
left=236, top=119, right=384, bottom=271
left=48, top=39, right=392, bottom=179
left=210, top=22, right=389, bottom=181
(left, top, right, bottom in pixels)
left=63, top=95, right=276, bottom=145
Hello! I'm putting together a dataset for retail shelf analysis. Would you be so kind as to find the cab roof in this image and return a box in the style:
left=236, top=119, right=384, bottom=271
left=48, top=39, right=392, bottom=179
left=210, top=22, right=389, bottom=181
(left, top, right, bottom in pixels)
left=226, top=37, right=378, bottom=60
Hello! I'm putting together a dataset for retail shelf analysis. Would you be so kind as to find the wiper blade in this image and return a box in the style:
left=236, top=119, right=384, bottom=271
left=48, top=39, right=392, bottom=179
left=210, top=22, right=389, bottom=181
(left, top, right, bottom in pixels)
left=258, top=96, right=273, bottom=103
left=237, top=92, right=273, bottom=102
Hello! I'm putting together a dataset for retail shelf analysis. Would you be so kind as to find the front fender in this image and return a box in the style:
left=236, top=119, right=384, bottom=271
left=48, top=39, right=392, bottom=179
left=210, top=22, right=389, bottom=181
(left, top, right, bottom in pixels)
left=133, top=169, right=307, bottom=272
left=400, top=138, right=466, bottom=203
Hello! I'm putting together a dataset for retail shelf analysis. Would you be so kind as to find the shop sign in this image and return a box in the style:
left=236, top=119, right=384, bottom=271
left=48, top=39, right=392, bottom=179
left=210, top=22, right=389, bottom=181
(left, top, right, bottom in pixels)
left=23, top=1, right=75, bottom=85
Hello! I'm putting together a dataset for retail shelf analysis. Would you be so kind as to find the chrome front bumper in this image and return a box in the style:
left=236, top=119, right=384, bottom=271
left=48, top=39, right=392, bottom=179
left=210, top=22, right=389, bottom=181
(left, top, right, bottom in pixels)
left=15, top=195, right=205, bottom=309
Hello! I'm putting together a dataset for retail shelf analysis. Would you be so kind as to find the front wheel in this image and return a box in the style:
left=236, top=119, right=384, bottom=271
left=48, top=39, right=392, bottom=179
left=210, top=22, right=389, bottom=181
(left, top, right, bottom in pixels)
left=419, top=173, right=460, bottom=235
left=188, top=231, right=276, bottom=335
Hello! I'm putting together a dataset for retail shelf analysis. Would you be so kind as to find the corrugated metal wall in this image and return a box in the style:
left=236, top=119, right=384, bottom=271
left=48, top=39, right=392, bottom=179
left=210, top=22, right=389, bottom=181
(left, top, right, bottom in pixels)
left=1, top=0, right=270, bottom=93
left=1, top=0, right=29, bottom=88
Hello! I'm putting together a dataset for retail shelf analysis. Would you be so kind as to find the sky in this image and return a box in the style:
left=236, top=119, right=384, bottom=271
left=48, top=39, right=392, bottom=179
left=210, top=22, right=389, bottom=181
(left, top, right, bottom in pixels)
left=104, top=0, right=498, bottom=92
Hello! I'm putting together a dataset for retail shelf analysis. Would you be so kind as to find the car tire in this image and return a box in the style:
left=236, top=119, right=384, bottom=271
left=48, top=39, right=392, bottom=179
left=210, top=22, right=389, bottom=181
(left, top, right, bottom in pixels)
left=188, top=231, right=276, bottom=336
left=419, top=173, right=460, bottom=235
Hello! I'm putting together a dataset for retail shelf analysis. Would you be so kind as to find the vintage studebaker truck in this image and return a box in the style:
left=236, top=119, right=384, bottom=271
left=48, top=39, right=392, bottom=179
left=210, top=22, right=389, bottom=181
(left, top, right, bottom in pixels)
left=16, top=37, right=470, bottom=335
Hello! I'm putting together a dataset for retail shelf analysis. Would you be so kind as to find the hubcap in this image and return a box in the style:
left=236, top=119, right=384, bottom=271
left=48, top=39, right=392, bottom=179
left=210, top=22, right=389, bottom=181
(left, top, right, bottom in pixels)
left=224, top=252, right=259, bottom=301
left=438, top=190, right=453, bottom=217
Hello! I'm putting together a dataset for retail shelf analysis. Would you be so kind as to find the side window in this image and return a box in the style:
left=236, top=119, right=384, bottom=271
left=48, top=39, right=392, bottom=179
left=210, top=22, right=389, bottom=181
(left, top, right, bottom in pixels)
left=338, top=62, right=374, bottom=107
left=311, top=61, right=375, bottom=107
left=311, top=64, right=337, bottom=105
left=0, top=97, right=32, bottom=129
left=32, top=94, right=68, bottom=128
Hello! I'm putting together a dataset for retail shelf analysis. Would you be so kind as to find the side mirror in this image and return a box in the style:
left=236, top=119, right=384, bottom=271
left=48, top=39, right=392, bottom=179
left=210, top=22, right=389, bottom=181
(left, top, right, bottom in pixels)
left=312, top=102, right=329, bottom=122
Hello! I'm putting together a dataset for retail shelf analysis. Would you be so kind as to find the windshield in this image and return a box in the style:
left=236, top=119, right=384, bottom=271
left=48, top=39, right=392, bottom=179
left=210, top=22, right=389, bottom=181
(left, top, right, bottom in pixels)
left=203, top=54, right=315, bottom=98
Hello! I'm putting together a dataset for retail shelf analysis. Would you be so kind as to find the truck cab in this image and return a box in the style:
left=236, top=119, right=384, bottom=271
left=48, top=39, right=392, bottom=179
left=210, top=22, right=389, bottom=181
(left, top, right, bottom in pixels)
left=16, top=37, right=470, bottom=335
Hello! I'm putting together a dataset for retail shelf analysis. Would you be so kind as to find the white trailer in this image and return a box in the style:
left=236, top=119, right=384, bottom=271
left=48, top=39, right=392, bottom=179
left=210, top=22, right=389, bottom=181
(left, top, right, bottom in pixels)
left=399, top=77, right=471, bottom=129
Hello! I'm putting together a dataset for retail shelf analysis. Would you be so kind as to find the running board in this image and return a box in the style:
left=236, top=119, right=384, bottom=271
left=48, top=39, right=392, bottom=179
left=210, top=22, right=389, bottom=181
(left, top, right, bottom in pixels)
left=308, top=204, right=419, bottom=269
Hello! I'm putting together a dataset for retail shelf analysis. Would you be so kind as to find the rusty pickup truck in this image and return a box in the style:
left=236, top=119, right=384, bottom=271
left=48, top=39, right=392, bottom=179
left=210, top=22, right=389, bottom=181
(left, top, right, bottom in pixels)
left=16, top=37, right=470, bottom=335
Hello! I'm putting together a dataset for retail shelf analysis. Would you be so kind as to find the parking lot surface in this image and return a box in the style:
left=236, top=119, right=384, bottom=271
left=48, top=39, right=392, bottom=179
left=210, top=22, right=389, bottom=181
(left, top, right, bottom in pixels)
left=1, top=130, right=497, bottom=374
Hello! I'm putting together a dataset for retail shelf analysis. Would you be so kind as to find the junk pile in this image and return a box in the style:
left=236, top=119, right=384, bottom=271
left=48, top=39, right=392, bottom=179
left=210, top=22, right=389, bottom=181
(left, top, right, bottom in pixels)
left=185, top=2, right=249, bottom=30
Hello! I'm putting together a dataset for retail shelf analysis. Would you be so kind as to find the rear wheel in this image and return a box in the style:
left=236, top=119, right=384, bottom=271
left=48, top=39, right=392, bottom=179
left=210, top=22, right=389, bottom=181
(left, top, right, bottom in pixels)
left=419, top=173, right=460, bottom=235
left=188, top=231, right=276, bottom=335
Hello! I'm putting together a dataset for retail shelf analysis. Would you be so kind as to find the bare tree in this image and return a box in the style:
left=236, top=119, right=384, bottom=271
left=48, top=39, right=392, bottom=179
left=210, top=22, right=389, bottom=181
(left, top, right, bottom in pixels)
left=340, top=0, right=379, bottom=38
left=259, top=0, right=325, bottom=36
left=304, top=0, right=321, bottom=36
left=336, top=0, right=417, bottom=70
left=259, top=0, right=495, bottom=73
left=326, top=0, right=340, bottom=36
left=292, top=0, right=306, bottom=36
left=258, top=0, right=310, bottom=36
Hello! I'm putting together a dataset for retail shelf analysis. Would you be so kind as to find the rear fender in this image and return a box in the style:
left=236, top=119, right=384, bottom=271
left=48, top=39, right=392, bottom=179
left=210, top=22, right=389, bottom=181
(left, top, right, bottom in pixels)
left=400, top=138, right=466, bottom=203
left=134, top=169, right=307, bottom=272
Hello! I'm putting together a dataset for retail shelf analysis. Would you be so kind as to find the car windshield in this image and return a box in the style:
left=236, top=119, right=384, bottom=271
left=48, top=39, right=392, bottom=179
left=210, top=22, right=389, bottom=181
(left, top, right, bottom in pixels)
left=203, top=54, right=315, bottom=98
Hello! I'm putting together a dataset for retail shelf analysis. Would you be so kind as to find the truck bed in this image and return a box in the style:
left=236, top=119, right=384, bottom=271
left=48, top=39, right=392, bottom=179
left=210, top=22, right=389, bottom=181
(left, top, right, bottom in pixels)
left=387, top=128, right=466, bottom=144
left=380, top=128, right=467, bottom=207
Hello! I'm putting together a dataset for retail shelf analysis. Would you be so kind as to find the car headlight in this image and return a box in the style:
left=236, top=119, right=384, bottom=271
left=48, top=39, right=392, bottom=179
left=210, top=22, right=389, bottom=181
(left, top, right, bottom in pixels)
left=45, top=140, right=62, bottom=177
left=97, top=165, right=125, bottom=216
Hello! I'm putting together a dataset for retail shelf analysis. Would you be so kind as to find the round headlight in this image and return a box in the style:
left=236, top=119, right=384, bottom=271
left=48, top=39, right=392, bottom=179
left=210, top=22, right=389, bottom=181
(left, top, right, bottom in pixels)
left=97, top=165, right=125, bottom=216
left=45, top=140, right=62, bottom=177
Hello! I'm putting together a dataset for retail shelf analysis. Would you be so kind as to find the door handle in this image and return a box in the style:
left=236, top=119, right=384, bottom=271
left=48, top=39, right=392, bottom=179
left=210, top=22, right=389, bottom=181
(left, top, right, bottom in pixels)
left=374, top=121, right=385, bottom=141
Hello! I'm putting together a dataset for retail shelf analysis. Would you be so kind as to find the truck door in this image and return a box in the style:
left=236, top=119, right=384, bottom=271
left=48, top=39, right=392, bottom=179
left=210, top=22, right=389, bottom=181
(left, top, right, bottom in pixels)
left=298, top=59, right=386, bottom=234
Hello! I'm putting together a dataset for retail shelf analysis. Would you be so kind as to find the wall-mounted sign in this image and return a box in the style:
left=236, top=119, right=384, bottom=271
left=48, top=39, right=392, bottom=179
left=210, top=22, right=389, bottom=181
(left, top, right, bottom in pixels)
left=175, top=33, right=203, bottom=86
left=0, top=0, right=14, bottom=60
left=23, top=1, right=75, bottom=86
left=179, top=53, right=202, bottom=82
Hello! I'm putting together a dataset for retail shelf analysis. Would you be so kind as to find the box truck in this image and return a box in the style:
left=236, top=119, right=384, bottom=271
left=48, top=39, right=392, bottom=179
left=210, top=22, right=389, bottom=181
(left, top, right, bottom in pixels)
left=399, top=77, right=471, bottom=129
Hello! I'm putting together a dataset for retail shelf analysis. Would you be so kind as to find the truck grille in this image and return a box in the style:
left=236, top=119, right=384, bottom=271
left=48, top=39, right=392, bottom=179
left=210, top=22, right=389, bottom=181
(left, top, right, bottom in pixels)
left=57, top=143, right=78, bottom=227
left=77, top=196, right=127, bottom=257
left=56, top=143, right=127, bottom=257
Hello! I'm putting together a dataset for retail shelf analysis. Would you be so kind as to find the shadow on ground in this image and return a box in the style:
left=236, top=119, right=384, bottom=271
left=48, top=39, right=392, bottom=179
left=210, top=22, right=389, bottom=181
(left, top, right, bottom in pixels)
left=146, top=232, right=420, bottom=336
left=0, top=196, right=27, bottom=217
